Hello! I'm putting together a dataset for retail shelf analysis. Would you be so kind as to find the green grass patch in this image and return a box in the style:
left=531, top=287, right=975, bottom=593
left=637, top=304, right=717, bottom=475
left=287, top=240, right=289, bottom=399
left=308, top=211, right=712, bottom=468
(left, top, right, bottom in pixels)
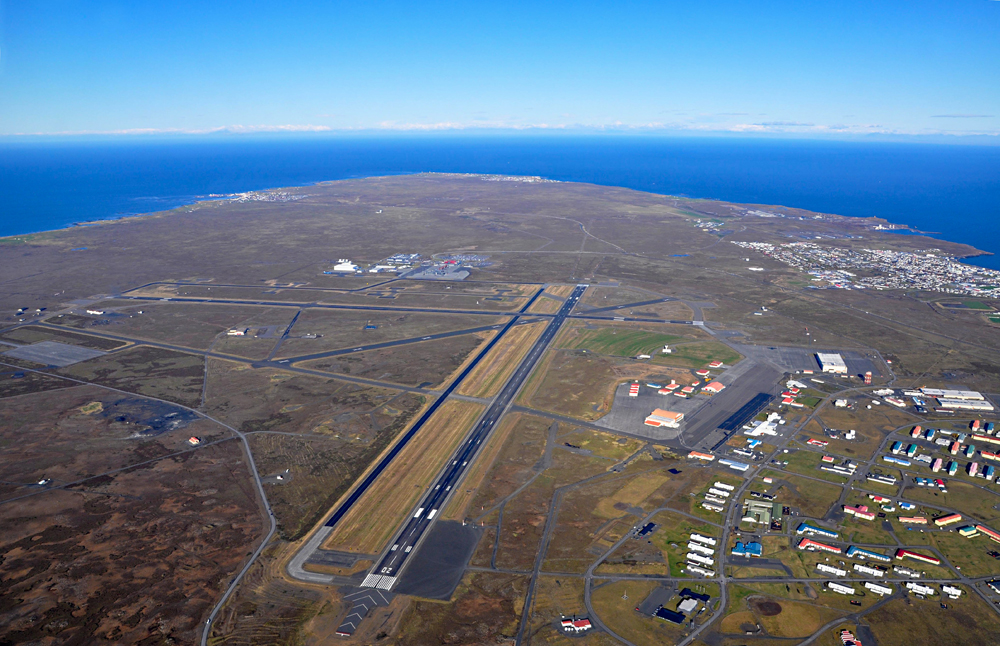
left=653, top=340, right=743, bottom=369
left=558, top=327, right=686, bottom=357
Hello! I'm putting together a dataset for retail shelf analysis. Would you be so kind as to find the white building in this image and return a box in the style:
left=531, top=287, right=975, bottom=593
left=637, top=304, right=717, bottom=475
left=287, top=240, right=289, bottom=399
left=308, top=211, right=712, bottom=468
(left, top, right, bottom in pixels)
left=942, top=585, right=963, bottom=599
left=865, top=582, right=893, bottom=596
left=906, top=582, right=936, bottom=596
left=816, top=353, right=848, bottom=374
left=826, top=581, right=855, bottom=595
left=331, top=259, right=359, bottom=272
left=816, top=563, right=847, bottom=576
left=690, top=534, right=717, bottom=546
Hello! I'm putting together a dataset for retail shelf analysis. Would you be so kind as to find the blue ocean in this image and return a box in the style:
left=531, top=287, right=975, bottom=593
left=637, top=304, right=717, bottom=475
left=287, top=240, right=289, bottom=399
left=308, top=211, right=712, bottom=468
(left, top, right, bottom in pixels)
left=2, top=136, right=999, bottom=268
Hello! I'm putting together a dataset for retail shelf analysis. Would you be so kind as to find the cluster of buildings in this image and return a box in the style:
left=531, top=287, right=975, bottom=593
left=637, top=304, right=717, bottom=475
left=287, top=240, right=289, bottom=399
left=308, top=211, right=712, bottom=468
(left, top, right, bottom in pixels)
left=741, top=498, right=782, bottom=527
left=324, top=253, right=424, bottom=275
left=730, top=240, right=1000, bottom=297
left=701, top=481, right=734, bottom=513
left=652, top=588, right=712, bottom=625
left=684, top=533, right=718, bottom=577
left=230, top=190, right=308, bottom=203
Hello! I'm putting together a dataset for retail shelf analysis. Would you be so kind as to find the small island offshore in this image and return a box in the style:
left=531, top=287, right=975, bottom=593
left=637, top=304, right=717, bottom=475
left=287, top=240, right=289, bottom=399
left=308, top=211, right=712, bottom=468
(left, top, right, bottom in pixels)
left=3, top=174, right=1000, bottom=646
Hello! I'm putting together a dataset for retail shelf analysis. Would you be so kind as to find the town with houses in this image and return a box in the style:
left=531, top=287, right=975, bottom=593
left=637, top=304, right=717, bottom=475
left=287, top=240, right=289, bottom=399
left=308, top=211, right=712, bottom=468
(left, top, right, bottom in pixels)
left=731, top=240, right=1000, bottom=296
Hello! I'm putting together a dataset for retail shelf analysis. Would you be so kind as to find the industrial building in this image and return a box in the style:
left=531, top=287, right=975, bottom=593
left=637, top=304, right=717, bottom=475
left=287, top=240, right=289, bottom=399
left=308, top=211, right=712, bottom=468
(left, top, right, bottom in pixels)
left=826, top=581, right=855, bottom=595
left=742, top=499, right=781, bottom=525
left=331, top=259, right=360, bottom=272
left=796, top=523, right=839, bottom=539
left=817, top=563, right=847, bottom=576
left=843, top=504, right=876, bottom=521
left=719, top=458, right=749, bottom=472
left=894, top=566, right=921, bottom=578
left=731, top=541, right=762, bottom=557
left=816, top=353, right=848, bottom=374
left=920, top=388, right=985, bottom=400
left=976, top=525, right=1000, bottom=543
left=898, top=516, right=927, bottom=525
left=942, top=585, right=963, bottom=599
left=895, top=549, right=941, bottom=565
left=865, top=582, right=893, bottom=596
left=687, top=451, right=715, bottom=461
left=702, top=381, right=725, bottom=394
left=846, top=546, right=891, bottom=562
left=934, top=513, right=962, bottom=527
left=905, top=582, right=936, bottom=596
left=854, top=563, right=885, bottom=577
left=797, top=538, right=842, bottom=554
left=644, top=408, right=684, bottom=428
left=867, top=473, right=897, bottom=486
left=937, top=398, right=994, bottom=411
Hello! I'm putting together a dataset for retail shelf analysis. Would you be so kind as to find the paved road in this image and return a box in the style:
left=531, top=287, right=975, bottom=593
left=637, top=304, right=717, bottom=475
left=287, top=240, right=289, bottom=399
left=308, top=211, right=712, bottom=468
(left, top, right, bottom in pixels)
left=280, top=321, right=513, bottom=364
left=360, top=285, right=588, bottom=591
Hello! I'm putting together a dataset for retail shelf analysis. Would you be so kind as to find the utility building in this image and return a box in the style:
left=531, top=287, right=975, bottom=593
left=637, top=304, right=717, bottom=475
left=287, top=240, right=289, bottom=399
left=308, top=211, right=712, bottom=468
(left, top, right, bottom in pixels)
left=816, top=353, right=848, bottom=374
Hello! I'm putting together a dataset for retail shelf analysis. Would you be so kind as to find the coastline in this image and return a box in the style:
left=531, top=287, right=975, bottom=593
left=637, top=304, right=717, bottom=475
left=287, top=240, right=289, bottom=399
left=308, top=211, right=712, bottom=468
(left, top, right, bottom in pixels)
left=0, top=172, right=994, bottom=267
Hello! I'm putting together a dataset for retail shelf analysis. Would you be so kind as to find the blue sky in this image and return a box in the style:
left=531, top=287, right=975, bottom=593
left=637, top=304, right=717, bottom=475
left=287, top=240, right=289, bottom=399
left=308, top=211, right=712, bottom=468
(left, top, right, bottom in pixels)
left=0, top=1, right=997, bottom=138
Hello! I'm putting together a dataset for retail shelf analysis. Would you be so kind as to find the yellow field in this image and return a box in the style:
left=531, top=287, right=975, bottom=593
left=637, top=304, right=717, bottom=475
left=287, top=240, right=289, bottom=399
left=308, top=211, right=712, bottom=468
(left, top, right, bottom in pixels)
left=544, top=285, right=576, bottom=298
left=594, top=472, right=671, bottom=518
left=456, top=320, right=547, bottom=398
left=527, top=296, right=563, bottom=314
left=322, top=399, right=485, bottom=553
left=441, top=411, right=523, bottom=520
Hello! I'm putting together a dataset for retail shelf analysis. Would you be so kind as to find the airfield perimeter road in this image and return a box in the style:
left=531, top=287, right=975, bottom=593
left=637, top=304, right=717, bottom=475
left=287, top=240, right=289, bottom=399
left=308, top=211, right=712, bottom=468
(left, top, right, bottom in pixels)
left=356, top=285, right=588, bottom=591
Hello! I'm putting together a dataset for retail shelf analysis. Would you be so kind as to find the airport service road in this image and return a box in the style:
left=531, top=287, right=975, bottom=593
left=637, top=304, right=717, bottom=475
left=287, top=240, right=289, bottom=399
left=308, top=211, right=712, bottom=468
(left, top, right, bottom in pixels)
left=359, top=285, right=588, bottom=591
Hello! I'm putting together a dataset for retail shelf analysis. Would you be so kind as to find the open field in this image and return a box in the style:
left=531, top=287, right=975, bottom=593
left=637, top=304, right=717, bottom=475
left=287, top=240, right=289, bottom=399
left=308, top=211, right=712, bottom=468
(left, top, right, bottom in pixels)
left=0, top=386, right=230, bottom=501
left=458, top=413, right=550, bottom=521
left=526, top=295, right=563, bottom=314
left=667, top=468, right=744, bottom=523
left=57, top=345, right=205, bottom=407
left=776, top=448, right=856, bottom=484
left=274, top=309, right=503, bottom=359
left=591, top=579, right=686, bottom=645
left=652, top=340, right=743, bottom=369
left=0, top=368, right=75, bottom=399
left=301, top=330, right=490, bottom=388
left=596, top=509, right=720, bottom=577
left=557, top=325, right=690, bottom=357
left=442, top=411, right=538, bottom=521
left=867, top=585, right=1000, bottom=646
left=527, top=576, right=618, bottom=645
left=813, top=404, right=915, bottom=460
left=559, top=428, right=645, bottom=460
left=900, top=480, right=1000, bottom=524
left=394, top=572, right=528, bottom=645
left=203, top=359, right=424, bottom=440
left=0, top=324, right=130, bottom=350
left=323, top=399, right=484, bottom=553
left=7, top=175, right=1000, bottom=643
left=0, top=439, right=263, bottom=645
left=456, top=320, right=547, bottom=398
left=519, top=350, right=625, bottom=421
left=545, top=464, right=679, bottom=573
left=495, top=450, right=621, bottom=571
left=56, top=303, right=286, bottom=350
left=759, top=470, right=843, bottom=519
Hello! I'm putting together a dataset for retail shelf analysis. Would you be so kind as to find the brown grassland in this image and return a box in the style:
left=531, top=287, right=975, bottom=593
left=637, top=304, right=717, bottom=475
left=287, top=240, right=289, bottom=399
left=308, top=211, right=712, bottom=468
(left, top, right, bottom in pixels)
left=322, top=399, right=484, bottom=553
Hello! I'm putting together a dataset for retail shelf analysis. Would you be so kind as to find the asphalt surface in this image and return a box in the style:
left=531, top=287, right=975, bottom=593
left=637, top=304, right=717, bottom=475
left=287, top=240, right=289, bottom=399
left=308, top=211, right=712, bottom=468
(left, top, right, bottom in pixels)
left=281, top=321, right=512, bottom=363
left=360, top=285, right=587, bottom=591
left=318, top=289, right=550, bottom=534
left=2, top=341, right=106, bottom=367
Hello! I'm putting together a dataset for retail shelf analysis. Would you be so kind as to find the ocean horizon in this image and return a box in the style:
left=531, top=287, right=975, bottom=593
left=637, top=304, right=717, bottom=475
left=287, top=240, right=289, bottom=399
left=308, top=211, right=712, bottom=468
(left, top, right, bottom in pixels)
left=2, top=135, right=999, bottom=269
